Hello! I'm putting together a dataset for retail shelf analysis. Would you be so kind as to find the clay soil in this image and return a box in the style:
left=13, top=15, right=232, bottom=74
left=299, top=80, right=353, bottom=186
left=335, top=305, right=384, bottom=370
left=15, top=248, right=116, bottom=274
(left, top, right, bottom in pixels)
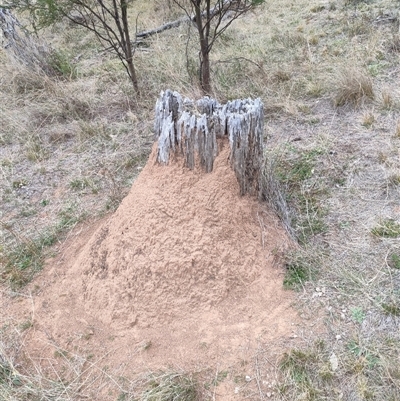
left=2, top=139, right=299, bottom=399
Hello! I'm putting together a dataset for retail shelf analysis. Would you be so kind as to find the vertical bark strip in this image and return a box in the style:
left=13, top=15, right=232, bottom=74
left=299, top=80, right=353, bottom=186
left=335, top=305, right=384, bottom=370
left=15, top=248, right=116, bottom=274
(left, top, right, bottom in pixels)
left=154, top=90, right=263, bottom=197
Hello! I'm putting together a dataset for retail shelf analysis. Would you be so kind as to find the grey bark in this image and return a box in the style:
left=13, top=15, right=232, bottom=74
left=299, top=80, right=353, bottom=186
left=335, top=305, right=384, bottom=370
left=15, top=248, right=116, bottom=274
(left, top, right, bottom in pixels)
left=154, top=89, right=263, bottom=197
left=0, top=8, right=54, bottom=74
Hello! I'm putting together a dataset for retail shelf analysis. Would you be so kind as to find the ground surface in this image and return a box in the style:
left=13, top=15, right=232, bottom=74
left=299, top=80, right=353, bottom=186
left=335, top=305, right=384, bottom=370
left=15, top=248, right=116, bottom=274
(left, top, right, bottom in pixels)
left=1, top=0, right=400, bottom=400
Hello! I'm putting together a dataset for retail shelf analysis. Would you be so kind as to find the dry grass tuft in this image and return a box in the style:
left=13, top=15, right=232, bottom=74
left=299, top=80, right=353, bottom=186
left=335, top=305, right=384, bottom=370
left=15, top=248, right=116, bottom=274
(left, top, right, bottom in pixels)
left=334, top=68, right=374, bottom=107
left=0, top=318, right=203, bottom=401
left=388, top=34, right=400, bottom=53
left=10, top=70, right=55, bottom=94
left=138, top=371, right=199, bottom=401
left=261, top=154, right=295, bottom=240
left=361, top=112, right=375, bottom=127
left=394, top=122, right=400, bottom=138
left=380, top=89, right=394, bottom=109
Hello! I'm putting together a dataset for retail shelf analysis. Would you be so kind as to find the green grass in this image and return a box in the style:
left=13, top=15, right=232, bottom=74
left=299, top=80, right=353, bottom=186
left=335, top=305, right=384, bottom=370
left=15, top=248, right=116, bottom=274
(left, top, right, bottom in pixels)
left=49, top=49, right=78, bottom=79
left=70, top=177, right=91, bottom=190
left=283, top=251, right=317, bottom=290
left=283, top=261, right=310, bottom=290
left=381, top=302, right=400, bottom=316
left=371, top=219, right=400, bottom=238
left=279, top=348, right=322, bottom=399
left=347, top=340, right=379, bottom=370
left=0, top=355, right=13, bottom=384
left=278, top=337, right=395, bottom=401
left=1, top=206, right=85, bottom=288
left=389, top=253, right=400, bottom=269
left=69, top=177, right=99, bottom=193
left=350, top=307, right=366, bottom=324
left=1, top=239, right=44, bottom=288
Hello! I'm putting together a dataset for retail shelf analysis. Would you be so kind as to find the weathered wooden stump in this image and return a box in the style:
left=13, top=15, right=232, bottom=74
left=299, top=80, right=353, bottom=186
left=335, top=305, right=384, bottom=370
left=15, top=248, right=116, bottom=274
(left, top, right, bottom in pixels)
left=154, top=89, right=263, bottom=197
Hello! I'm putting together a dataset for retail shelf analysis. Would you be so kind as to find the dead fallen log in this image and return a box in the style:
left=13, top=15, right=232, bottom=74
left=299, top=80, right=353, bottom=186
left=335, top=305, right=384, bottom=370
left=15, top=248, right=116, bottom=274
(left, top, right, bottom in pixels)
left=136, top=16, right=189, bottom=39
left=136, top=0, right=237, bottom=41
left=154, top=89, right=263, bottom=197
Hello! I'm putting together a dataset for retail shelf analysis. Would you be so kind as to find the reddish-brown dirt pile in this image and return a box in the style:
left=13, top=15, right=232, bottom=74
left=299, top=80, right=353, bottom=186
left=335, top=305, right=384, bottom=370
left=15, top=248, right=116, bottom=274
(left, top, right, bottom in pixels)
left=77, top=140, right=290, bottom=330
left=2, top=139, right=299, bottom=398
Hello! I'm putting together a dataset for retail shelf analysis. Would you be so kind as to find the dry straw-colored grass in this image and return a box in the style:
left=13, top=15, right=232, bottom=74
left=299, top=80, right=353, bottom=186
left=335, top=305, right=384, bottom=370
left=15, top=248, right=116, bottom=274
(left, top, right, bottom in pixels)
left=334, top=68, right=375, bottom=107
left=1, top=0, right=400, bottom=399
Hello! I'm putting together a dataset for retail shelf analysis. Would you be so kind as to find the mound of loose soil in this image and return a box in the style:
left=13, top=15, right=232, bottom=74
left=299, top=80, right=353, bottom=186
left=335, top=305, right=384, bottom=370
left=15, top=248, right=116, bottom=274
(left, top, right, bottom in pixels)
left=2, top=139, right=299, bottom=398
left=78, top=140, right=289, bottom=329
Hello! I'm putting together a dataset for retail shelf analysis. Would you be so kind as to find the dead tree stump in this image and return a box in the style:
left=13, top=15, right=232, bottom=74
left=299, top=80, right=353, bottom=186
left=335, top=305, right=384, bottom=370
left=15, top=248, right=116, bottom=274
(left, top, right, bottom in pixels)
left=154, top=89, right=263, bottom=197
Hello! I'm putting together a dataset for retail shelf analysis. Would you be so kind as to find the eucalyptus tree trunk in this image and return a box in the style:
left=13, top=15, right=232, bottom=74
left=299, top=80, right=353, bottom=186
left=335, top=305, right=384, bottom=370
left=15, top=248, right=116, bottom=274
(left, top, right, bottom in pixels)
left=0, top=8, right=54, bottom=74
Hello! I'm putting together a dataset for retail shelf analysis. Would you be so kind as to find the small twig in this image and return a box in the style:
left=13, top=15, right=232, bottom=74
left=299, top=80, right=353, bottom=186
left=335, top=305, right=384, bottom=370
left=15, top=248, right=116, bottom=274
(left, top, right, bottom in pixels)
left=185, top=16, right=194, bottom=82
left=254, top=351, right=265, bottom=401
left=160, top=209, right=174, bottom=218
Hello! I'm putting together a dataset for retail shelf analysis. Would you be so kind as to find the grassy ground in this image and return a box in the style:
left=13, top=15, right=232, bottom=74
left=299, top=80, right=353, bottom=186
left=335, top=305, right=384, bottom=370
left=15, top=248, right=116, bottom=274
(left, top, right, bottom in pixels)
left=1, top=0, right=400, bottom=399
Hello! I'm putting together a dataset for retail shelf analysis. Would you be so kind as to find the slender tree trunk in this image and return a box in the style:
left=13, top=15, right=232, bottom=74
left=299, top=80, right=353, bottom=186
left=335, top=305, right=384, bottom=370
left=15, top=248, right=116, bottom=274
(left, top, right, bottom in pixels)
left=200, top=50, right=211, bottom=95
left=121, top=0, right=139, bottom=93
left=126, top=58, right=139, bottom=93
left=193, top=1, right=212, bottom=95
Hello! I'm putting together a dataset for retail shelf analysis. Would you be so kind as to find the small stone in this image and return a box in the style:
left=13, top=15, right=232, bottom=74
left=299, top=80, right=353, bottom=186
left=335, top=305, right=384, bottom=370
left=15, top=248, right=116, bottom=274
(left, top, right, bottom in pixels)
left=245, top=375, right=251, bottom=382
left=330, top=353, right=339, bottom=371
left=234, top=387, right=240, bottom=394
left=266, top=392, right=272, bottom=398
left=336, top=334, right=341, bottom=340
